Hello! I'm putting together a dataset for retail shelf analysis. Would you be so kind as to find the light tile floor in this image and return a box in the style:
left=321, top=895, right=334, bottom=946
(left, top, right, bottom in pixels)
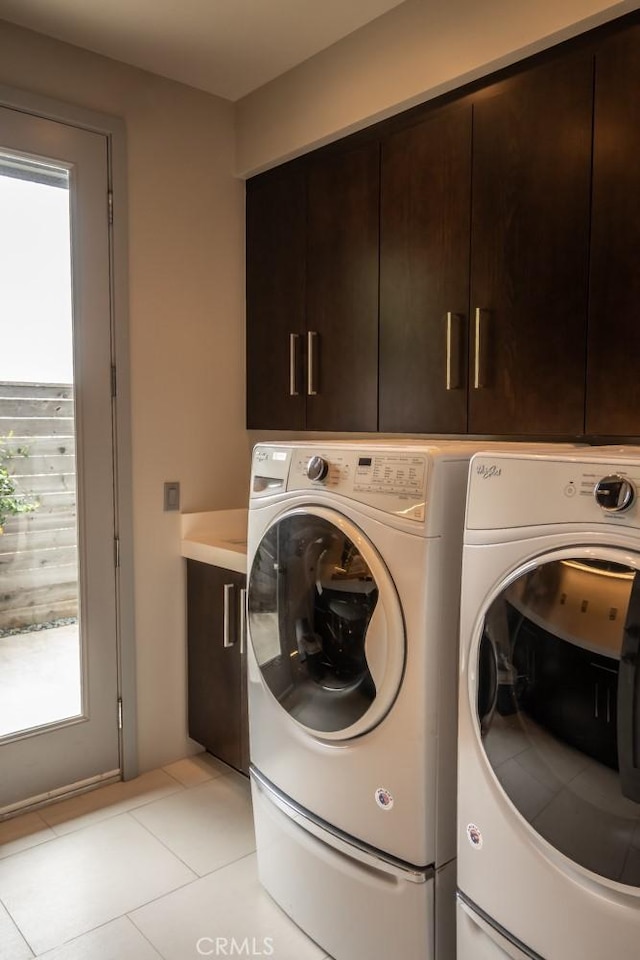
left=0, top=754, right=330, bottom=960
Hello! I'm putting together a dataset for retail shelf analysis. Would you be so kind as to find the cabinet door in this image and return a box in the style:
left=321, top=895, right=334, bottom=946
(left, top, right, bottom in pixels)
left=306, top=142, right=380, bottom=432
left=469, top=53, right=593, bottom=435
left=379, top=104, right=472, bottom=433
left=187, top=560, right=245, bottom=772
left=246, top=166, right=306, bottom=430
left=587, top=24, right=640, bottom=436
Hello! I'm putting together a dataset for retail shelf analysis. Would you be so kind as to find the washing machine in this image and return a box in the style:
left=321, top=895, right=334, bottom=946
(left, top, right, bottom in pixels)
left=247, top=439, right=502, bottom=960
left=457, top=447, right=640, bottom=960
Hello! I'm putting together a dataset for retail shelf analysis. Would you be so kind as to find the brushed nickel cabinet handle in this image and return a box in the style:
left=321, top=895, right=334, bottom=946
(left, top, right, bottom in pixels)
left=223, top=582, right=235, bottom=648
left=474, top=308, right=488, bottom=389
left=289, top=334, right=300, bottom=396
left=307, top=331, right=318, bottom=396
left=445, top=312, right=462, bottom=390
left=239, top=587, right=247, bottom=656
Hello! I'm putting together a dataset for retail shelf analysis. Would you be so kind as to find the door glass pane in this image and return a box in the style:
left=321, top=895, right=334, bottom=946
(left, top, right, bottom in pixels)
left=477, top=556, right=640, bottom=885
left=248, top=514, right=379, bottom=732
left=0, top=152, right=81, bottom=739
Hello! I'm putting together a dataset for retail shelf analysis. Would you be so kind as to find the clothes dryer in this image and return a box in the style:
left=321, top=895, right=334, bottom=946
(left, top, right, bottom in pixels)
left=247, top=440, right=501, bottom=960
left=457, top=448, right=640, bottom=960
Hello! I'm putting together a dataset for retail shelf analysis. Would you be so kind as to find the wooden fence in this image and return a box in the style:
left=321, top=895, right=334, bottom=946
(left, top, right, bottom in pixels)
left=0, top=382, right=78, bottom=631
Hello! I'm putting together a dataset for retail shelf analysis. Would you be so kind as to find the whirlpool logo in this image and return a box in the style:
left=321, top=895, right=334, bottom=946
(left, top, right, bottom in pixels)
left=476, top=463, right=502, bottom=480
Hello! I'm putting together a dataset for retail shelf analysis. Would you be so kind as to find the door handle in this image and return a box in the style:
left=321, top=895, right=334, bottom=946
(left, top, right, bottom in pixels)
left=307, top=331, right=319, bottom=396
left=223, top=583, right=235, bottom=648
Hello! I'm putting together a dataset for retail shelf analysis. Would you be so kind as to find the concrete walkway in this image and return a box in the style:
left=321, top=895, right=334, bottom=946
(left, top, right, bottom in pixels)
left=0, top=623, right=81, bottom=738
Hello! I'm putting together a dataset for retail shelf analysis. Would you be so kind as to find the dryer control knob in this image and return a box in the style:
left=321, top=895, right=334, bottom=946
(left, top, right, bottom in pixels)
left=594, top=474, right=635, bottom=513
left=307, top=456, right=329, bottom=482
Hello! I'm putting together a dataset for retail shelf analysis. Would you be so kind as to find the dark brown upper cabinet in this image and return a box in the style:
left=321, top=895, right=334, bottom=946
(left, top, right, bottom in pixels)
left=305, top=142, right=380, bottom=432
left=468, top=52, right=593, bottom=436
left=379, top=103, right=472, bottom=434
left=246, top=165, right=306, bottom=430
left=246, top=15, right=640, bottom=440
left=246, top=142, right=379, bottom=432
left=587, top=23, right=640, bottom=436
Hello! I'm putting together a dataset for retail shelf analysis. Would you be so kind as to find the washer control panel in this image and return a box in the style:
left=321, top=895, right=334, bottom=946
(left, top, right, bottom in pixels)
left=352, top=454, right=426, bottom=496
left=251, top=445, right=429, bottom=520
left=292, top=450, right=427, bottom=520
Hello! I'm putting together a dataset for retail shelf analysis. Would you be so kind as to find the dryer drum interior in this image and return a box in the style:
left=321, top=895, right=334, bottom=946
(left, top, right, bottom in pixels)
left=476, top=554, right=640, bottom=886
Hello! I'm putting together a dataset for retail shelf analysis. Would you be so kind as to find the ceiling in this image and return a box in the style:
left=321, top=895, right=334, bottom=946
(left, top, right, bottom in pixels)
left=0, top=0, right=409, bottom=101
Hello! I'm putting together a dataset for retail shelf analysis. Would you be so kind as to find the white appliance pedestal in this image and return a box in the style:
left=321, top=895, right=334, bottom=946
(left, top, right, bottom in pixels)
left=251, top=772, right=437, bottom=960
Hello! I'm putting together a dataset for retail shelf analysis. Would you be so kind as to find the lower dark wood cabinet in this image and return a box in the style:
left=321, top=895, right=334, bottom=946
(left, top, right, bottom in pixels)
left=186, top=560, right=248, bottom=775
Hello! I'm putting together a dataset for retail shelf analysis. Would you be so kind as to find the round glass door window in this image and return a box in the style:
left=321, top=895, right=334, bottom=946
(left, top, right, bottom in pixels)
left=248, top=508, right=404, bottom=739
left=476, top=553, right=640, bottom=885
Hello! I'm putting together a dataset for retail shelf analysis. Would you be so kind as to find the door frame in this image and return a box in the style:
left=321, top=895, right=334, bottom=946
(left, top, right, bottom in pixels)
left=0, top=82, right=137, bottom=783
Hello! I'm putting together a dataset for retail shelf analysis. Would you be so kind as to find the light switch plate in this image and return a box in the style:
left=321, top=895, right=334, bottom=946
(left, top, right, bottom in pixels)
left=164, top=481, right=180, bottom=511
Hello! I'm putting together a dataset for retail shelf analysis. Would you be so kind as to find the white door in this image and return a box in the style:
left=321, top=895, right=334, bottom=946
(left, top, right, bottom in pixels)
left=0, top=104, right=120, bottom=810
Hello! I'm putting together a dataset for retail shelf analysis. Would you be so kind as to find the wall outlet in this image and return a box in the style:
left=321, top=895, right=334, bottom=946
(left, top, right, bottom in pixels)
left=164, top=481, right=180, bottom=511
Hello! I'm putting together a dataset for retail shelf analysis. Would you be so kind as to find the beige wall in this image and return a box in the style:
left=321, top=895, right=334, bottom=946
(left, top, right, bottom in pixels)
left=236, top=0, right=639, bottom=176
left=0, top=19, right=249, bottom=772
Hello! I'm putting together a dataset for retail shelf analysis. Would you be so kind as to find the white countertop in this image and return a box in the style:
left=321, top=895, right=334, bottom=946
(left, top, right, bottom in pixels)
left=180, top=508, right=248, bottom=574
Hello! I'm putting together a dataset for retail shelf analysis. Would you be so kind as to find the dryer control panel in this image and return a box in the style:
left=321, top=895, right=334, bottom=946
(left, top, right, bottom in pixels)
left=466, top=452, right=640, bottom=531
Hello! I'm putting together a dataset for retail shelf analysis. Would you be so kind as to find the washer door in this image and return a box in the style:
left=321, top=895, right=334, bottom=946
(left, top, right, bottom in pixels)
left=474, top=547, right=640, bottom=885
left=247, top=506, right=405, bottom=741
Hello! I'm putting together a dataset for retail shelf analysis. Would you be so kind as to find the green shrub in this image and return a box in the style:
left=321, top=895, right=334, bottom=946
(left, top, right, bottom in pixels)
left=0, top=435, right=39, bottom=533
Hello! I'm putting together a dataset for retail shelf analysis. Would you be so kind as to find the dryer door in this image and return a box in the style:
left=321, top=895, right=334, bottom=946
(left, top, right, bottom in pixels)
left=473, top=547, right=640, bottom=886
left=247, top=506, right=405, bottom=741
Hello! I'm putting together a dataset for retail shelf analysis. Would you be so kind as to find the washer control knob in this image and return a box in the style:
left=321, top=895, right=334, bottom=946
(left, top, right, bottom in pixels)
left=306, top=456, right=329, bottom=483
left=594, top=474, right=635, bottom=513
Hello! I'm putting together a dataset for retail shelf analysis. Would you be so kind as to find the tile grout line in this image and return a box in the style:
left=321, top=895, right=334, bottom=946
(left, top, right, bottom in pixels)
left=0, top=765, right=230, bottom=864
left=40, top=915, right=171, bottom=960
left=0, top=894, right=37, bottom=959
left=38, top=776, right=191, bottom=839
left=0, top=762, right=254, bottom=958
left=125, top=811, right=202, bottom=880
left=121, top=913, right=169, bottom=960
left=0, top=818, right=57, bottom=866
left=125, top=851, right=263, bottom=955
left=128, top=801, right=257, bottom=882
left=6, top=815, right=201, bottom=958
